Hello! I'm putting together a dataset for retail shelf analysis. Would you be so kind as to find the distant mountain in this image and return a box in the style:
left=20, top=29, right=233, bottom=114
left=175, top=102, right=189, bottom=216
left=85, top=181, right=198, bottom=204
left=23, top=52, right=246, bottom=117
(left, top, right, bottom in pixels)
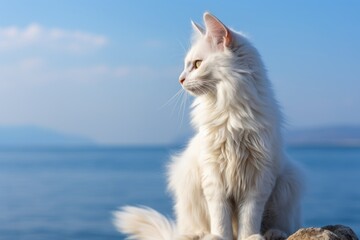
left=285, top=126, right=360, bottom=147
left=0, top=125, right=94, bottom=147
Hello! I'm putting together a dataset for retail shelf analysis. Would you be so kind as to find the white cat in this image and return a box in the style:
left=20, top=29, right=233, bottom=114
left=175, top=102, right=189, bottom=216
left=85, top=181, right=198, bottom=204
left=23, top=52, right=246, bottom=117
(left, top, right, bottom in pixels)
left=114, top=12, right=303, bottom=240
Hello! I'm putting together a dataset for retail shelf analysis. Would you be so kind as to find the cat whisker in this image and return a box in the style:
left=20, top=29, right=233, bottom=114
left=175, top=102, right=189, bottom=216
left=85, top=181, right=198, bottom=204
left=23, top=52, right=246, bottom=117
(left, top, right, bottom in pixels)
left=179, top=91, right=189, bottom=129
left=159, top=88, right=184, bottom=110
left=177, top=39, right=188, bottom=54
left=171, top=89, right=185, bottom=117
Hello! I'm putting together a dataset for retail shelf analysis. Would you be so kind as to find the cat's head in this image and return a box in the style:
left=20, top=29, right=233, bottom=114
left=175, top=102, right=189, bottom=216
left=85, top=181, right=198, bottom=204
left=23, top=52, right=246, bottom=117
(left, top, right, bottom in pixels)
left=179, top=13, right=262, bottom=98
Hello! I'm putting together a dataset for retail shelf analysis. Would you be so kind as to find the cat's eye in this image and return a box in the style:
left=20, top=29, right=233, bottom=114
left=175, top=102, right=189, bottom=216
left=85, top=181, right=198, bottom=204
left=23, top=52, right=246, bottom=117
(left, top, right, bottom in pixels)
left=193, top=60, right=202, bottom=69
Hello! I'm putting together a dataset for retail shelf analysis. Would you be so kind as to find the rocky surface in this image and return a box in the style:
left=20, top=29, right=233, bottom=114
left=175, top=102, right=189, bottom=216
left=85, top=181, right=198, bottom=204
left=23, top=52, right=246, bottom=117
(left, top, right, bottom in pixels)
left=287, top=225, right=358, bottom=240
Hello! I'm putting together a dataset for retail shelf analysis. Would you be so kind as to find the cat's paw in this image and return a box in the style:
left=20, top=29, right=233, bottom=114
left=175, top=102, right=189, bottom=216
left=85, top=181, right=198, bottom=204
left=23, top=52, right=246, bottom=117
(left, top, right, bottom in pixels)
left=244, top=234, right=265, bottom=240
left=264, top=229, right=287, bottom=240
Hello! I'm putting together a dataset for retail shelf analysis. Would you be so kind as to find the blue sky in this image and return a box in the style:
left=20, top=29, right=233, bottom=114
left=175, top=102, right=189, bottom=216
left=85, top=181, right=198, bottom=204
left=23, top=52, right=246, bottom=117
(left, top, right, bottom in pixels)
left=0, top=1, right=359, bottom=145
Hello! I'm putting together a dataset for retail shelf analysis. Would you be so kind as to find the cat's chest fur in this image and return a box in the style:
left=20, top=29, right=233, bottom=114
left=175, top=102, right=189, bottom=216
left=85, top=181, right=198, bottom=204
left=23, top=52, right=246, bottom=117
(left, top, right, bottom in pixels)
left=197, top=121, right=265, bottom=199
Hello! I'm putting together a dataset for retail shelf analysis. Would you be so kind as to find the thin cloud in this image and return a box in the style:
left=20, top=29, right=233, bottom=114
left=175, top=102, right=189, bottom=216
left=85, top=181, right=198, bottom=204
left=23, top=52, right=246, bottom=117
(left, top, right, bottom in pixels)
left=0, top=23, right=108, bottom=53
left=0, top=59, right=179, bottom=84
left=19, top=57, right=44, bottom=70
left=57, top=65, right=178, bottom=83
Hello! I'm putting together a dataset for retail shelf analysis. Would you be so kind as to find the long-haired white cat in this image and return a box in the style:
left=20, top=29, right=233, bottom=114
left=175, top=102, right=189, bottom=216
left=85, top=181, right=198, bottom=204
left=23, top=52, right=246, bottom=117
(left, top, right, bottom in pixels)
left=114, top=12, right=303, bottom=240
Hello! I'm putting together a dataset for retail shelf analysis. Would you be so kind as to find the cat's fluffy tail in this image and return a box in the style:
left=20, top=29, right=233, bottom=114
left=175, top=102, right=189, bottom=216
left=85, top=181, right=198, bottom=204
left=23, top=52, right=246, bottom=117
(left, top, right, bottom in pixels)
left=113, top=206, right=176, bottom=240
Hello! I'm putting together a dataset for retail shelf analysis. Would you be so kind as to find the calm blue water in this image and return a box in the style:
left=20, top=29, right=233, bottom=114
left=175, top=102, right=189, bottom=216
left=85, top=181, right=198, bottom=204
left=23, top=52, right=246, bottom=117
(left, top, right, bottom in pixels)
left=0, top=146, right=359, bottom=239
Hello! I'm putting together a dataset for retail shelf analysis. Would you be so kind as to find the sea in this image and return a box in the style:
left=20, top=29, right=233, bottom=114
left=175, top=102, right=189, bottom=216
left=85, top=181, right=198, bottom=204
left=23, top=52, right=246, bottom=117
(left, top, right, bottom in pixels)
left=0, top=146, right=359, bottom=240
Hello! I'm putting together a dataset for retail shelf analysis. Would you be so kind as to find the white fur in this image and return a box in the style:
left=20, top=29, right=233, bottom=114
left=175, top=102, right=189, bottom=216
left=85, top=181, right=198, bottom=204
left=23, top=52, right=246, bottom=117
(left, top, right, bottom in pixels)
left=114, top=206, right=177, bottom=240
left=114, top=12, right=304, bottom=240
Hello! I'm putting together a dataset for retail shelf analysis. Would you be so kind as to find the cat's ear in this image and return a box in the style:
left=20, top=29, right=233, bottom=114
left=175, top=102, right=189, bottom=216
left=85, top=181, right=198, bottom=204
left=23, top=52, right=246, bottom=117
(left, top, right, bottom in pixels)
left=203, top=12, right=232, bottom=49
left=191, top=20, right=205, bottom=36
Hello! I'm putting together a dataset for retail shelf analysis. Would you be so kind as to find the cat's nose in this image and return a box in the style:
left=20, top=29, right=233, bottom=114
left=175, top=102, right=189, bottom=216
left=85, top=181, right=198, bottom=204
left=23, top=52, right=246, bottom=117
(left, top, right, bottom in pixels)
left=179, top=71, right=186, bottom=85
left=179, top=78, right=185, bottom=85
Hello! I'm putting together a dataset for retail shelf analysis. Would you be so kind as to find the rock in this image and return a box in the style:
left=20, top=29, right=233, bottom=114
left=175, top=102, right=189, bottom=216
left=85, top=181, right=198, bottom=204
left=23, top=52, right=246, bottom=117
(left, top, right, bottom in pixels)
left=322, top=225, right=358, bottom=240
left=287, top=227, right=340, bottom=240
left=287, top=225, right=358, bottom=240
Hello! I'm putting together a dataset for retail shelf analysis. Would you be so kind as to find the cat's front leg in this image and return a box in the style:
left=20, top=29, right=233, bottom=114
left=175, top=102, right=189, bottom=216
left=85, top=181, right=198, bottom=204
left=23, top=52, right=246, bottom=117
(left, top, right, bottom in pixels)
left=237, top=195, right=268, bottom=240
left=206, top=197, right=232, bottom=240
left=202, top=164, right=233, bottom=240
left=237, top=174, right=274, bottom=240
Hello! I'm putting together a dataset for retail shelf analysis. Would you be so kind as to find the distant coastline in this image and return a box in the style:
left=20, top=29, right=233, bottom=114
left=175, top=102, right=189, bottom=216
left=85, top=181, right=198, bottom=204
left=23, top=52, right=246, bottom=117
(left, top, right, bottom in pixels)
left=284, top=125, right=360, bottom=148
left=286, top=143, right=360, bottom=149
left=174, top=125, right=360, bottom=148
left=1, top=125, right=360, bottom=149
left=0, top=125, right=94, bottom=148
